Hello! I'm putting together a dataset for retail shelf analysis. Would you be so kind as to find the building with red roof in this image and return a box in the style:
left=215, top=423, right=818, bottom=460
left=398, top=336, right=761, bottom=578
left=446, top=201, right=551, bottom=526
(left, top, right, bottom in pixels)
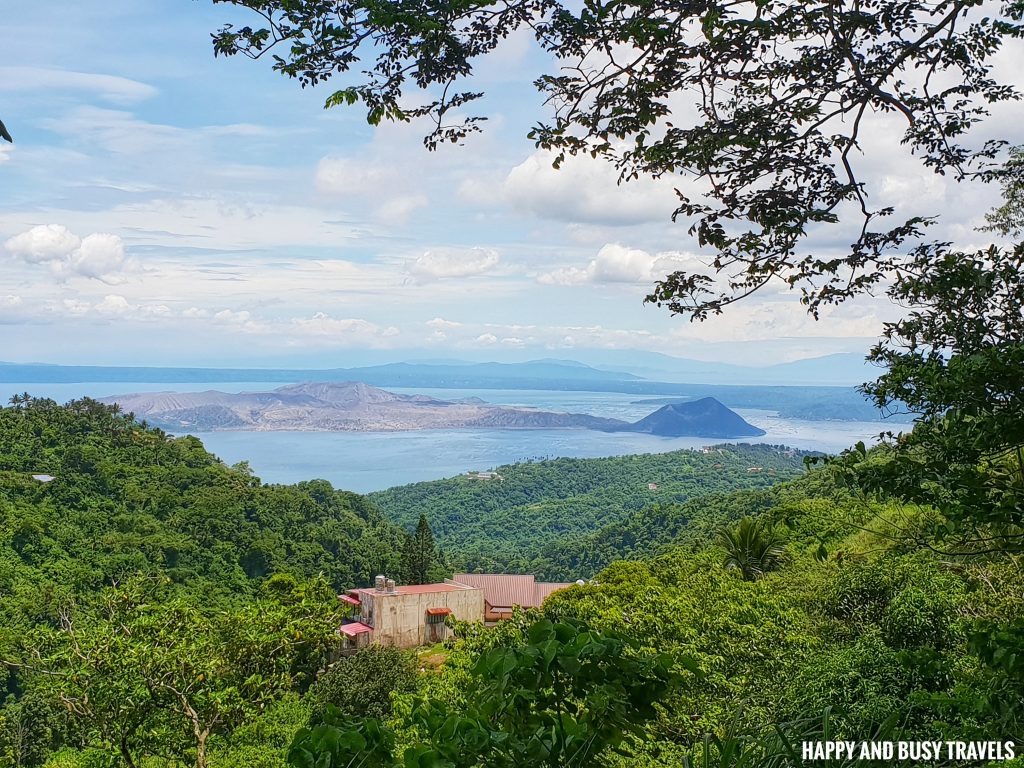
left=338, top=576, right=483, bottom=649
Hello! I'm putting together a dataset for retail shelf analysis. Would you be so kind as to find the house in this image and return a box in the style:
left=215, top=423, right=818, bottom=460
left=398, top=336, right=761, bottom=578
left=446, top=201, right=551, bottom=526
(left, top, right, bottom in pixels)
left=338, top=576, right=483, bottom=650
left=451, top=574, right=573, bottom=623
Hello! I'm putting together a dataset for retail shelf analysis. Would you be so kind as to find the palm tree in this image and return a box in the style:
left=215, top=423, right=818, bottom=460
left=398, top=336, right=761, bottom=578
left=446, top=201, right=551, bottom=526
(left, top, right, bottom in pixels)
left=718, top=516, right=786, bottom=581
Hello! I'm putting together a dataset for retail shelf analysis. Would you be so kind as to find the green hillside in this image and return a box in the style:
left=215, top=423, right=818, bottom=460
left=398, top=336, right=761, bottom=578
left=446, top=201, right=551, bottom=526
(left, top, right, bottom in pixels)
left=369, top=444, right=807, bottom=579
left=2, top=399, right=1021, bottom=768
left=304, top=466, right=1024, bottom=768
left=0, top=398, right=409, bottom=767
left=0, top=397, right=406, bottom=602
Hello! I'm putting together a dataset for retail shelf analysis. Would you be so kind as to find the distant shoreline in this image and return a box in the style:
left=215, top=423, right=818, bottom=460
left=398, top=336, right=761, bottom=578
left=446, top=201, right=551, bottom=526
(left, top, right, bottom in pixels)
left=99, top=382, right=768, bottom=440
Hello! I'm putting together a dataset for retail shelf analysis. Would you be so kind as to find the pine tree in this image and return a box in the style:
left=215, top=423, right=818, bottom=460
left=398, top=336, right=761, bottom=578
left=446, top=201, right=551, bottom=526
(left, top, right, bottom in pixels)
left=402, top=515, right=436, bottom=585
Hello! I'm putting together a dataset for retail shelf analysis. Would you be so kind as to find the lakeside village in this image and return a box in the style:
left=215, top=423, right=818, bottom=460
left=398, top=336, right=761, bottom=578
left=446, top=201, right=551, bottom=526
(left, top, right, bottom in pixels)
left=337, top=573, right=579, bottom=650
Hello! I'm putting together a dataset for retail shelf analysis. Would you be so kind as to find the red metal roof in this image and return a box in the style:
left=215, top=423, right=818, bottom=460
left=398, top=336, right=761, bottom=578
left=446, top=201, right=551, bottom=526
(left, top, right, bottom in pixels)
left=426, top=607, right=452, bottom=616
left=339, top=594, right=361, bottom=606
left=532, top=582, right=572, bottom=605
left=338, top=622, right=373, bottom=637
left=452, top=574, right=534, bottom=607
left=453, top=574, right=571, bottom=609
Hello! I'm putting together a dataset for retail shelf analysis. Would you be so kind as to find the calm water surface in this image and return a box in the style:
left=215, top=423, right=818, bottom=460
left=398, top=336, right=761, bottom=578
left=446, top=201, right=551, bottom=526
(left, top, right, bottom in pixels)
left=3, top=382, right=901, bottom=493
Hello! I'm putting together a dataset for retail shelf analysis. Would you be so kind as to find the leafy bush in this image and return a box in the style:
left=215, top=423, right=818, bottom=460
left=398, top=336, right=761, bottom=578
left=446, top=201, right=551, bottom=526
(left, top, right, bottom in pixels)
left=306, top=646, right=419, bottom=722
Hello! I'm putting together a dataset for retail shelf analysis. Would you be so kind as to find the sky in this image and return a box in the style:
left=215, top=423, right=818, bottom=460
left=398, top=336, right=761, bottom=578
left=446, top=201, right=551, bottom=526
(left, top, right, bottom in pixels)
left=0, top=1, right=1019, bottom=370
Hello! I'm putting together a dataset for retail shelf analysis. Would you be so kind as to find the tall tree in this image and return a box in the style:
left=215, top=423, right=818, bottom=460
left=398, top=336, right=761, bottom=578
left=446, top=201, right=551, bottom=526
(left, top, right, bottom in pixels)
left=402, top=514, right=436, bottom=585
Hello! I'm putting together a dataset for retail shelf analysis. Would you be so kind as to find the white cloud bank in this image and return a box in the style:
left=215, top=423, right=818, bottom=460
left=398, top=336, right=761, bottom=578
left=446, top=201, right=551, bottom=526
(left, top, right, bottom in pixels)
left=465, top=150, right=679, bottom=227
left=4, top=224, right=133, bottom=282
left=538, top=243, right=706, bottom=286
left=410, top=247, right=500, bottom=280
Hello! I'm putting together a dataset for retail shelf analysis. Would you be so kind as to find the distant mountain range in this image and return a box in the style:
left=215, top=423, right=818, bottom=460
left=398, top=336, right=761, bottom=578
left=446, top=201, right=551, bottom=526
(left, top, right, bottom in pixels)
left=0, top=352, right=872, bottom=387
left=100, top=383, right=765, bottom=438
left=2, top=360, right=637, bottom=387
left=2, top=356, right=908, bottom=422
left=562, top=350, right=877, bottom=386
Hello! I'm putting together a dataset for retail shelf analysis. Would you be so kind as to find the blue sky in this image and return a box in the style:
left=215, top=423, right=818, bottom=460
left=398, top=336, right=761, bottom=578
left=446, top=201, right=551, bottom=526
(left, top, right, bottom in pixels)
left=1, top=1, right=1016, bottom=369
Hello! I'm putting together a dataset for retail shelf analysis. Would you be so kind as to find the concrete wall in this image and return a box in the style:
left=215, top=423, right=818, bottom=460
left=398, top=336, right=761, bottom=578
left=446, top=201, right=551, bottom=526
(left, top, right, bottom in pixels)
left=363, top=587, right=484, bottom=648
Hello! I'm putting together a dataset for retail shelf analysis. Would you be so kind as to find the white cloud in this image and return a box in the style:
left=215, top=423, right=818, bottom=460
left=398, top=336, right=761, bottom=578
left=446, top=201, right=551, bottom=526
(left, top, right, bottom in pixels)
left=40, top=107, right=183, bottom=155
left=668, top=299, right=891, bottom=343
left=140, top=303, right=171, bottom=317
left=316, top=156, right=431, bottom=223
left=538, top=244, right=705, bottom=286
left=40, top=295, right=172, bottom=323
left=444, top=322, right=659, bottom=351
left=375, top=194, right=429, bottom=223
left=94, top=294, right=133, bottom=315
left=57, top=233, right=128, bottom=280
left=410, top=247, right=500, bottom=280
left=427, top=317, right=461, bottom=329
left=290, top=312, right=400, bottom=342
left=5, top=224, right=82, bottom=263
left=4, top=224, right=131, bottom=282
left=60, top=299, right=90, bottom=316
left=213, top=309, right=253, bottom=326
left=37, top=108, right=278, bottom=162
left=0, top=294, right=29, bottom=324
left=498, top=150, right=678, bottom=226
left=88, top=296, right=169, bottom=319
left=0, top=67, right=157, bottom=103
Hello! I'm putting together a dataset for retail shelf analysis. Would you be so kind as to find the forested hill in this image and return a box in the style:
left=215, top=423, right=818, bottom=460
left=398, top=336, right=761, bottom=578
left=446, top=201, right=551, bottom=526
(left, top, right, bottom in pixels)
left=535, top=467, right=846, bottom=579
left=0, top=397, right=406, bottom=605
left=368, top=444, right=808, bottom=579
left=0, top=397, right=413, bottom=766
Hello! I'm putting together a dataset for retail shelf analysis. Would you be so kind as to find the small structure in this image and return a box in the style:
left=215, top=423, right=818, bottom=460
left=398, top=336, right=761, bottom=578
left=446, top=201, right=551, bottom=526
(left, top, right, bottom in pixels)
left=30, top=474, right=56, bottom=483
left=339, top=576, right=483, bottom=649
left=338, top=620, right=373, bottom=651
left=465, top=470, right=502, bottom=481
left=647, top=482, right=659, bottom=491
left=451, top=574, right=572, bottom=624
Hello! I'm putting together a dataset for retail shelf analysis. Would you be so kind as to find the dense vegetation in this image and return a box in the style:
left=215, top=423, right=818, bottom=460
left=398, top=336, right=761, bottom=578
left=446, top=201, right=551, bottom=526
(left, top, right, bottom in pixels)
left=368, top=445, right=807, bottom=579
left=0, top=396, right=406, bottom=600
left=0, top=397, right=410, bottom=766
left=2, top=397, right=1022, bottom=766
left=296, top=467, right=1024, bottom=768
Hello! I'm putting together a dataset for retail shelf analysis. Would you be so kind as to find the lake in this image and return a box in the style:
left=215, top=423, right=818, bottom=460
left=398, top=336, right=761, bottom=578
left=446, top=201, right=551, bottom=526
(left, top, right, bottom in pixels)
left=2, top=382, right=901, bottom=493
